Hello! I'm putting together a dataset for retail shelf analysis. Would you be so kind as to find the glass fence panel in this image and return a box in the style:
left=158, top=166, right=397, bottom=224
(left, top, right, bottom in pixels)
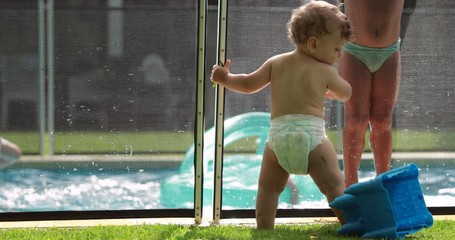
left=393, top=0, right=455, bottom=207
left=1, top=0, right=198, bottom=213
left=222, top=1, right=303, bottom=210
left=1, top=0, right=452, bottom=218
left=0, top=2, right=41, bottom=155
left=0, top=1, right=43, bottom=213
left=222, top=0, right=454, bottom=212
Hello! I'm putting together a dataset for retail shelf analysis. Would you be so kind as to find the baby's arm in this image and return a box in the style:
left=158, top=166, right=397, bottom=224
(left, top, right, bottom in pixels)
left=325, top=67, right=351, bottom=102
left=210, top=59, right=271, bottom=94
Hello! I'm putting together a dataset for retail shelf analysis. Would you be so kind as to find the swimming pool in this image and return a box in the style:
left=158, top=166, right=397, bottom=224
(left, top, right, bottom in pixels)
left=0, top=167, right=177, bottom=212
left=1, top=113, right=454, bottom=212
left=0, top=162, right=453, bottom=212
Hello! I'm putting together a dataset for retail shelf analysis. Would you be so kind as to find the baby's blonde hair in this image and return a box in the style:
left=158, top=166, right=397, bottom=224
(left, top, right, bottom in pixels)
left=287, top=0, right=351, bottom=45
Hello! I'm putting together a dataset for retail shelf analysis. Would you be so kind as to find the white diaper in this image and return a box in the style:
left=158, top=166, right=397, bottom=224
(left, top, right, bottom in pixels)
left=267, top=114, right=326, bottom=175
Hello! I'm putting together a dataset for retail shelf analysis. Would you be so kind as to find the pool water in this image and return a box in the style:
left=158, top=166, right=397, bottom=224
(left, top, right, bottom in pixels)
left=357, top=165, right=455, bottom=207
left=0, top=168, right=177, bottom=212
left=413, top=165, right=455, bottom=207
left=0, top=165, right=453, bottom=212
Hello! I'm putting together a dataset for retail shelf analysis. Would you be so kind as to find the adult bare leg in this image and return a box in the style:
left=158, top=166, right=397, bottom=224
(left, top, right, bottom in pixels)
left=369, top=51, right=401, bottom=174
left=339, top=52, right=373, bottom=187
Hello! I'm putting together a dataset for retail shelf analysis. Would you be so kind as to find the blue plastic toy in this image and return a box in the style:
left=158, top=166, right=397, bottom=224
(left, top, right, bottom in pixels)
left=330, top=163, right=433, bottom=239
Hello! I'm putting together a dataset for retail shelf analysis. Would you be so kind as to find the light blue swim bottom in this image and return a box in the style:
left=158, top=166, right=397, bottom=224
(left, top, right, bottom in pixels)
left=267, top=114, right=326, bottom=175
left=342, top=38, right=401, bottom=73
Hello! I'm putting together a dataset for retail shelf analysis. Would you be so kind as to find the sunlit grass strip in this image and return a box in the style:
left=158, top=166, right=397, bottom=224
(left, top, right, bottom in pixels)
left=2, top=129, right=455, bottom=155
left=0, top=220, right=453, bottom=240
left=2, top=131, right=194, bottom=155
left=328, top=129, right=455, bottom=152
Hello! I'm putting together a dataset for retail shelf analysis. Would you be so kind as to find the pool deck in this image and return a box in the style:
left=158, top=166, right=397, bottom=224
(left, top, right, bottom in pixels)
left=5, top=153, right=185, bottom=171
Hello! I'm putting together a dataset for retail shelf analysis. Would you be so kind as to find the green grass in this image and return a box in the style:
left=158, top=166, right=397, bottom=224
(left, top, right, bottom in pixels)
left=2, top=129, right=455, bottom=155
left=1, top=131, right=194, bottom=155
left=1, top=220, right=454, bottom=240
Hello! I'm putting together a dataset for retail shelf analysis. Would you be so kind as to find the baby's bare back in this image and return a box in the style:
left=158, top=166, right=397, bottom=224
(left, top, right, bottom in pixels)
left=269, top=51, right=331, bottom=120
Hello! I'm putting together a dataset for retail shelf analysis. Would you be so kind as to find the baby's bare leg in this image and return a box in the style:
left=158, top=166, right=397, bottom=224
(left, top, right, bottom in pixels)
left=308, top=138, right=346, bottom=224
left=255, top=144, right=289, bottom=229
